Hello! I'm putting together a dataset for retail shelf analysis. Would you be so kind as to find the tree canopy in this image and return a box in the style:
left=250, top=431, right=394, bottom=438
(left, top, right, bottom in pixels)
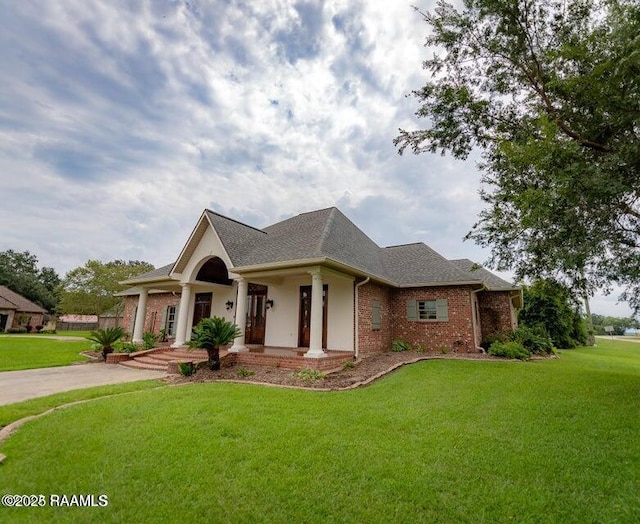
left=59, top=260, right=154, bottom=315
left=396, top=0, right=640, bottom=310
left=0, top=250, right=61, bottom=313
left=518, top=279, right=587, bottom=348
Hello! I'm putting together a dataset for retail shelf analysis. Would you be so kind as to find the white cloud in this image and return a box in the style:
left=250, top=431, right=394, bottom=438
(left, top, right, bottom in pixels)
left=0, top=0, right=630, bottom=317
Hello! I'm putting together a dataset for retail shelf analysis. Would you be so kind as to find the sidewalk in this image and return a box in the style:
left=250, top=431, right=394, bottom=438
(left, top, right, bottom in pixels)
left=0, top=364, right=166, bottom=405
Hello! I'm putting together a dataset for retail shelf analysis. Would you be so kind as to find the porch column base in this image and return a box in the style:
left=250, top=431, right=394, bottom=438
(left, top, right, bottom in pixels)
left=304, top=348, right=327, bottom=359
left=228, top=345, right=249, bottom=353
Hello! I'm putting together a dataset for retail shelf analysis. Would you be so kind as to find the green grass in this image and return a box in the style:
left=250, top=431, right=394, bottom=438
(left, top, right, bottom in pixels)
left=51, top=330, right=94, bottom=338
left=0, top=340, right=638, bottom=523
left=0, top=338, right=91, bottom=371
left=0, top=380, right=164, bottom=429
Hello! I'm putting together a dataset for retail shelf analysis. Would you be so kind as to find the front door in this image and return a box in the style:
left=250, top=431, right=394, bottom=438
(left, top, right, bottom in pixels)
left=192, top=292, right=212, bottom=327
left=298, top=285, right=328, bottom=348
left=245, top=284, right=267, bottom=345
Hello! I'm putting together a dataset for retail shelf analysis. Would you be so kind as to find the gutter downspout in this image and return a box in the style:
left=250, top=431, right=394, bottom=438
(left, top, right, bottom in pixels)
left=354, top=277, right=370, bottom=360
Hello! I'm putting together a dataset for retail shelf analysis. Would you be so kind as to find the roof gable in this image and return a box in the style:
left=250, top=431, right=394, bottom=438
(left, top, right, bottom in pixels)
left=0, top=286, right=47, bottom=313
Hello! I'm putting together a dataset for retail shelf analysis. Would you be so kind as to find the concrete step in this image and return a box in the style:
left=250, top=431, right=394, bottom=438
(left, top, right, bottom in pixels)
left=120, top=359, right=166, bottom=371
left=135, top=356, right=170, bottom=366
left=159, top=350, right=208, bottom=360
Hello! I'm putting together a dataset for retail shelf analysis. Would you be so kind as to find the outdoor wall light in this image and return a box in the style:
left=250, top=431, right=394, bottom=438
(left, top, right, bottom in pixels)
left=225, top=300, right=234, bottom=310
left=266, top=299, right=274, bottom=310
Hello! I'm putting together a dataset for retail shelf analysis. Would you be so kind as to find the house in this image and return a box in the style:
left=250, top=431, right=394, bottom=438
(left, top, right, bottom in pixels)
left=118, top=207, right=522, bottom=363
left=0, top=285, right=47, bottom=332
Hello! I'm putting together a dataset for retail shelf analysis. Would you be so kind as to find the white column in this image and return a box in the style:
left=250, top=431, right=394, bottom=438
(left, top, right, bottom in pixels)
left=305, top=269, right=327, bottom=358
left=172, top=283, right=192, bottom=348
left=229, top=278, right=248, bottom=352
left=132, top=288, right=149, bottom=343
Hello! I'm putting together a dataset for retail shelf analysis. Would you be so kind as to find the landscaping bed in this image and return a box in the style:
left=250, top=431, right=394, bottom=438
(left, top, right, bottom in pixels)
left=167, top=350, right=495, bottom=389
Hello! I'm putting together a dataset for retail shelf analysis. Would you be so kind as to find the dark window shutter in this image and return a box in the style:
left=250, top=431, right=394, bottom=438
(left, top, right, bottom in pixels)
left=406, top=299, right=417, bottom=321
left=436, top=299, right=449, bottom=321
left=372, top=300, right=381, bottom=330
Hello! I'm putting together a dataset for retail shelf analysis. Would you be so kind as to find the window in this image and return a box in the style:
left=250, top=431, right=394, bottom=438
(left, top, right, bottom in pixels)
left=406, top=299, right=448, bottom=321
left=418, top=300, right=437, bottom=320
left=371, top=300, right=381, bottom=330
left=166, top=305, right=177, bottom=336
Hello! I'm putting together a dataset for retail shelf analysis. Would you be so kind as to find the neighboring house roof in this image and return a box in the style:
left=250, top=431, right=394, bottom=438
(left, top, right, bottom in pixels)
left=123, top=207, right=519, bottom=290
left=449, top=259, right=519, bottom=291
left=0, top=285, right=47, bottom=313
left=58, top=314, right=98, bottom=323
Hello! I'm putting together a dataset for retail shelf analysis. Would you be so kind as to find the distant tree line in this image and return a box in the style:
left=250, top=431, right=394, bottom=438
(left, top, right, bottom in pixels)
left=591, top=314, right=640, bottom=336
left=0, top=250, right=153, bottom=316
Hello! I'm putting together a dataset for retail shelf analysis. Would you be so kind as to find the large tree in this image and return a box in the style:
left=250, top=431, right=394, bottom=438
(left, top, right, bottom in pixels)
left=395, top=1, right=640, bottom=310
left=59, top=260, right=154, bottom=315
left=519, top=279, right=587, bottom=348
left=0, top=250, right=61, bottom=313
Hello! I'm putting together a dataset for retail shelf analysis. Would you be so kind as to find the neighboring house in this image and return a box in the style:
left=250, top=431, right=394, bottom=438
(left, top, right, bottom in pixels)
left=119, top=207, right=522, bottom=360
left=0, top=285, right=47, bottom=332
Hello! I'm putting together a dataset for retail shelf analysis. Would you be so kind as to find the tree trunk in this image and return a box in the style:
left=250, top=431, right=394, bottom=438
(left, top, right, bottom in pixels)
left=205, top=344, right=220, bottom=370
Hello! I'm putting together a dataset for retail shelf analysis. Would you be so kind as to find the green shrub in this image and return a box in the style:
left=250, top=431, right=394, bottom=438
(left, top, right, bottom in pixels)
left=392, top=338, right=412, bottom=352
left=7, top=327, right=28, bottom=334
left=113, top=340, right=139, bottom=353
left=142, top=331, right=158, bottom=350
left=85, top=327, right=125, bottom=360
left=343, top=360, right=355, bottom=369
left=480, top=330, right=513, bottom=351
left=236, top=367, right=255, bottom=378
left=488, top=341, right=530, bottom=360
left=40, top=329, right=57, bottom=334
left=293, top=368, right=326, bottom=381
left=513, top=325, right=554, bottom=354
left=178, top=362, right=195, bottom=377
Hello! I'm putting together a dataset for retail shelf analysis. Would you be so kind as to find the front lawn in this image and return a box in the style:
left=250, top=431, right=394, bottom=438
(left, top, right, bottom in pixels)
left=0, top=380, right=165, bottom=429
left=0, top=340, right=638, bottom=523
left=0, top=338, right=91, bottom=371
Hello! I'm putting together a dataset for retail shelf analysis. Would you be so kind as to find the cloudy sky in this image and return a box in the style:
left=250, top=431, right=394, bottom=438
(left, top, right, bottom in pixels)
left=0, top=0, right=631, bottom=317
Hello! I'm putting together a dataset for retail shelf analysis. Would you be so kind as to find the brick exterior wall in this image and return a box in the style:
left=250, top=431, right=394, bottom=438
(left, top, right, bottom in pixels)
left=123, top=293, right=180, bottom=338
left=123, top=285, right=517, bottom=355
left=391, top=286, right=477, bottom=352
left=10, top=312, right=45, bottom=330
left=477, top=291, right=517, bottom=342
left=357, top=281, right=393, bottom=355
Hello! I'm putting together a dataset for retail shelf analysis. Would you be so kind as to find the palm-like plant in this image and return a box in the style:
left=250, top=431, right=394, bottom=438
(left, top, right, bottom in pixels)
left=188, top=316, right=241, bottom=370
left=86, top=327, right=125, bottom=360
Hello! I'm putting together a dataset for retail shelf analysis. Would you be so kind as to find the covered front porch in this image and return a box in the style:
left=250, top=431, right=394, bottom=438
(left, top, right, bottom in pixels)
left=127, top=256, right=357, bottom=363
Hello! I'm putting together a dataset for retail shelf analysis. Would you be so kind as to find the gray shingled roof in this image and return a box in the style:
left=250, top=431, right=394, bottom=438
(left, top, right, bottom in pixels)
left=124, top=208, right=505, bottom=288
left=205, top=210, right=268, bottom=264
left=449, top=259, right=518, bottom=290
left=382, top=244, right=480, bottom=285
left=0, top=286, right=47, bottom=313
left=209, top=207, right=483, bottom=286
left=121, top=263, right=174, bottom=284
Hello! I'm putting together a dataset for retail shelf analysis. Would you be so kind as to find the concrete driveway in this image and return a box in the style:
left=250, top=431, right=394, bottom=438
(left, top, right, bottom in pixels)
left=0, top=364, right=166, bottom=405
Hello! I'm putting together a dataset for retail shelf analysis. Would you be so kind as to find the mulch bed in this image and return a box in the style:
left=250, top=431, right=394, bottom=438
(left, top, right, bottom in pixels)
left=165, top=350, right=497, bottom=390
